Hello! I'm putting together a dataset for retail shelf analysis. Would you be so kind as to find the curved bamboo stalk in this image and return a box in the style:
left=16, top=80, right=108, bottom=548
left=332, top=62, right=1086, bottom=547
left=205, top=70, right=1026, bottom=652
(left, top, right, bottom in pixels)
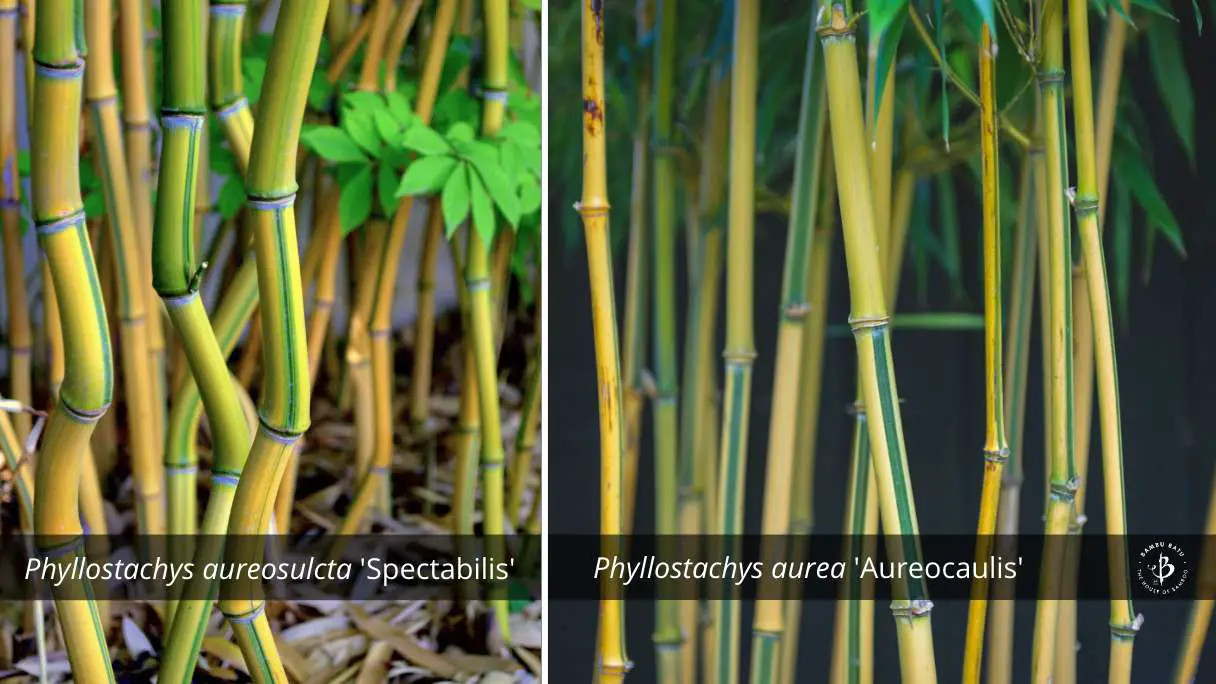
left=119, top=0, right=167, bottom=452
left=356, top=0, right=392, bottom=91
left=331, top=0, right=456, bottom=551
left=580, top=0, right=629, bottom=679
left=152, top=0, right=259, bottom=674
left=0, top=0, right=30, bottom=444
left=620, top=0, right=653, bottom=539
left=30, top=2, right=115, bottom=679
left=820, top=5, right=937, bottom=681
left=651, top=0, right=681, bottom=671
left=85, top=0, right=163, bottom=543
left=749, top=12, right=827, bottom=678
left=218, top=3, right=330, bottom=682
left=1030, top=2, right=1079, bottom=679
left=961, top=25, right=1006, bottom=683
left=1066, top=0, right=1140, bottom=677
left=1174, top=467, right=1216, bottom=683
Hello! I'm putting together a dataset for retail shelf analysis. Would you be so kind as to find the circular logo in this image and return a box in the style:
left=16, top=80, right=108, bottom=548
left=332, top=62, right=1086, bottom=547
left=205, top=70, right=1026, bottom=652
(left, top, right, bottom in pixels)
left=1137, top=540, right=1188, bottom=596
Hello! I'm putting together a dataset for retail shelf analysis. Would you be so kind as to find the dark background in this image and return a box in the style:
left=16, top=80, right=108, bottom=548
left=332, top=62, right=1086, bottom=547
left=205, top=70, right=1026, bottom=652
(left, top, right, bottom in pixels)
left=547, top=18, right=1216, bottom=684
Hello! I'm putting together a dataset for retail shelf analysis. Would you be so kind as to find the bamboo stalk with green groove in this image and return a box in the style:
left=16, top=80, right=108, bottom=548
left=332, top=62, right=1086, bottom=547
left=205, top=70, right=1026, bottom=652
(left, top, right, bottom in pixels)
left=119, top=0, right=167, bottom=451
left=781, top=146, right=835, bottom=684
left=713, top=0, right=760, bottom=680
left=84, top=0, right=164, bottom=547
left=449, top=237, right=482, bottom=542
left=820, top=4, right=938, bottom=681
left=0, top=0, right=31, bottom=444
left=684, top=64, right=728, bottom=684
left=985, top=138, right=1039, bottom=684
left=961, top=23, right=1006, bottom=684
left=464, top=0, right=513, bottom=639
left=1058, top=1, right=1133, bottom=675
left=750, top=11, right=827, bottom=679
left=507, top=288, right=542, bottom=526
left=621, top=0, right=652, bottom=539
left=30, top=1, right=116, bottom=679
left=677, top=163, right=702, bottom=684
left=332, top=0, right=457, bottom=552
left=580, top=0, right=629, bottom=679
left=151, top=1, right=259, bottom=671
left=218, top=2, right=329, bottom=681
left=1029, top=1, right=1079, bottom=679
left=650, top=0, right=682, bottom=674
left=1066, top=0, right=1140, bottom=675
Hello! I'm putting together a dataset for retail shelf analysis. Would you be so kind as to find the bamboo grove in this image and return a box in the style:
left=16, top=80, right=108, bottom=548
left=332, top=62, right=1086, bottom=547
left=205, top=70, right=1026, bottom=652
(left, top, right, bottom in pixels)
left=0, top=0, right=542, bottom=680
left=563, top=0, right=1212, bottom=681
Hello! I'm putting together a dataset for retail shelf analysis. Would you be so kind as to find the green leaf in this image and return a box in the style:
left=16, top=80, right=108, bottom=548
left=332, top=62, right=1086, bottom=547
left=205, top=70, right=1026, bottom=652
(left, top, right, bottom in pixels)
left=342, top=109, right=382, bottom=158
left=1131, top=0, right=1178, bottom=20
left=1112, top=179, right=1131, bottom=325
left=377, top=163, right=400, bottom=219
left=441, top=165, right=471, bottom=238
left=401, top=123, right=452, bottom=156
left=499, top=121, right=540, bottom=148
left=218, top=176, right=246, bottom=220
left=339, top=165, right=374, bottom=234
left=1111, top=138, right=1185, bottom=257
left=1145, top=21, right=1195, bottom=164
left=469, top=171, right=496, bottom=246
left=342, top=90, right=385, bottom=114
left=83, top=191, right=105, bottom=219
left=387, top=91, right=412, bottom=122
left=1193, top=0, right=1205, bottom=32
left=242, top=56, right=267, bottom=102
left=869, top=9, right=906, bottom=137
left=307, top=73, right=336, bottom=112
left=396, top=155, right=459, bottom=197
left=934, top=0, right=950, bottom=148
left=445, top=122, right=477, bottom=143
left=518, top=174, right=540, bottom=216
left=301, top=126, right=368, bottom=163
left=468, top=154, right=520, bottom=227
left=374, top=109, right=405, bottom=146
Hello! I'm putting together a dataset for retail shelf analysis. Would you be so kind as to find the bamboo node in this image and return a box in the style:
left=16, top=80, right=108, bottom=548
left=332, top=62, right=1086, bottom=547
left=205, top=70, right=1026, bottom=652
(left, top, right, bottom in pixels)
left=1072, top=193, right=1099, bottom=218
left=161, top=289, right=201, bottom=309
left=1036, top=68, right=1065, bottom=86
left=848, top=314, right=890, bottom=331
left=32, top=59, right=84, bottom=78
left=889, top=599, right=934, bottom=618
left=0, top=7, right=16, bottom=17
left=215, top=97, right=250, bottom=121
left=59, top=397, right=110, bottom=425
left=846, top=400, right=867, bottom=417
left=465, top=277, right=492, bottom=292
left=161, top=112, right=205, bottom=130
left=247, top=192, right=299, bottom=210
left=221, top=601, right=266, bottom=624
left=34, top=210, right=86, bottom=237
left=257, top=416, right=304, bottom=446
left=210, top=3, right=247, bottom=16
left=480, top=86, right=509, bottom=104
left=1110, top=615, right=1143, bottom=640
left=574, top=200, right=610, bottom=217
left=163, top=464, right=198, bottom=475
left=1048, top=477, right=1080, bottom=501
left=983, top=447, right=1010, bottom=463
left=815, top=4, right=856, bottom=39
left=722, top=350, right=758, bottom=364
left=783, top=302, right=811, bottom=320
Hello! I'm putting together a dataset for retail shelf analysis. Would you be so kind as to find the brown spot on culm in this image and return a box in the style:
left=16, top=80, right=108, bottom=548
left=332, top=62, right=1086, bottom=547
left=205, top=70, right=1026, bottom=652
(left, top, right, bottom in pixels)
left=591, top=0, right=604, bottom=45
left=584, top=98, right=604, bottom=136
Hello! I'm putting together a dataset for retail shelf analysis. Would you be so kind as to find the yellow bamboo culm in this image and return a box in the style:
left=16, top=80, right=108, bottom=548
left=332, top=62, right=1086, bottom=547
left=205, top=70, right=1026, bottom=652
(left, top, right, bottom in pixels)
left=30, top=1, right=117, bottom=680
left=580, top=0, right=630, bottom=681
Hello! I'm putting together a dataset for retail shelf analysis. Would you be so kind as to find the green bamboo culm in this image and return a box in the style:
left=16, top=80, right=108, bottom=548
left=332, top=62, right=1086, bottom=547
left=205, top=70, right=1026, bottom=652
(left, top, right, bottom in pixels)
left=30, top=1, right=116, bottom=681
left=1064, top=0, right=1141, bottom=677
left=819, top=4, right=938, bottom=681
left=218, top=2, right=330, bottom=681
left=1029, top=1, right=1079, bottom=680
left=151, top=3, right=258, bottom=674
left=714, top=0, right=760, bottom=681
left=749, top=9, right=827, bottom=680
left=468, top=0, right=513, bottom=639
left=650, top=0, right=682, bottom=676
